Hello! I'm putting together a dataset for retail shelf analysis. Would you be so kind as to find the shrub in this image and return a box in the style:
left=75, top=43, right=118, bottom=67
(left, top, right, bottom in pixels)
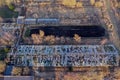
left=8, top=3, right=15, bottom=11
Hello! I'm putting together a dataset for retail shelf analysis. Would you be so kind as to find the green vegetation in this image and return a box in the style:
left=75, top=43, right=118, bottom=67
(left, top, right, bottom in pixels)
left=8, top=3, right=15, bottom=11
left=0, top=5, right=18, bottom=18
left=22, top=67, right=30, bottom=75
left=0, top=48, right=10, bottom=60
left=25, top=28, right=30, bottom=37
left=11, top=67, right=31, bottom=76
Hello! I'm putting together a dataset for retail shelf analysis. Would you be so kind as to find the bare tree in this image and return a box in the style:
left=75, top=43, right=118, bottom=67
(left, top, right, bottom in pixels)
left=60, top=36, right=65, bottom=44
left=49, top=35, right=55, bottom=44
left=12, top=67, right=22, bottom=76
left=73, top=34, right=81, bottom=43
left=0, top=61, right=6, bottom=75
left=39, top=30, right=45, bottom=38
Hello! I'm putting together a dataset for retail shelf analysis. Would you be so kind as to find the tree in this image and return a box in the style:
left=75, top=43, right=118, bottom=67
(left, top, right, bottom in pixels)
left=90, top=0, right=95, bottom=5
left=25, top=29, right=30, bottom=37
left=73, top=34, right=81, bottom=43
left=100, top=38, right=108, bottom=45
left=5, top=0, right=14, bottom=5
left=0, top=48, right=9, bottom=60
left=44, top=35, right=55, bottom=44
left=12, top=67, right=22, bottom=76
left=114, top=68, right=120, bottom=79
left=39, top=30, right=45, bottom=38
left=4, top=48, right=10, bottom=53
left=8, top=3, right=15, bottom=11
left=76, top=2, right=83, bottom=7
left=0, top=61, right=6, bottom=74
left=115, top=2, right=120, bottom=8
left=45, top=36, right=51, bottom=42
left=55, top=37, right=60, bottom=44
left=65, top=37, right=71, bottom=44
left=49, top=35, right=55, bottom=44
left=60, top=36, right=65, bottom=44
left=62, top=0, right=76, bottom=7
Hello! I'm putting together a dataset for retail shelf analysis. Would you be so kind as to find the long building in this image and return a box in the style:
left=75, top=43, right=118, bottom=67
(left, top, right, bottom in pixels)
left=10, top=44, right=119, bottom=67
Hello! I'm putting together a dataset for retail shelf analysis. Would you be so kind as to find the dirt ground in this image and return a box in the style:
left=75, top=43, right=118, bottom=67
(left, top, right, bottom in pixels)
left=34, top=66, right=120, bottom=80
